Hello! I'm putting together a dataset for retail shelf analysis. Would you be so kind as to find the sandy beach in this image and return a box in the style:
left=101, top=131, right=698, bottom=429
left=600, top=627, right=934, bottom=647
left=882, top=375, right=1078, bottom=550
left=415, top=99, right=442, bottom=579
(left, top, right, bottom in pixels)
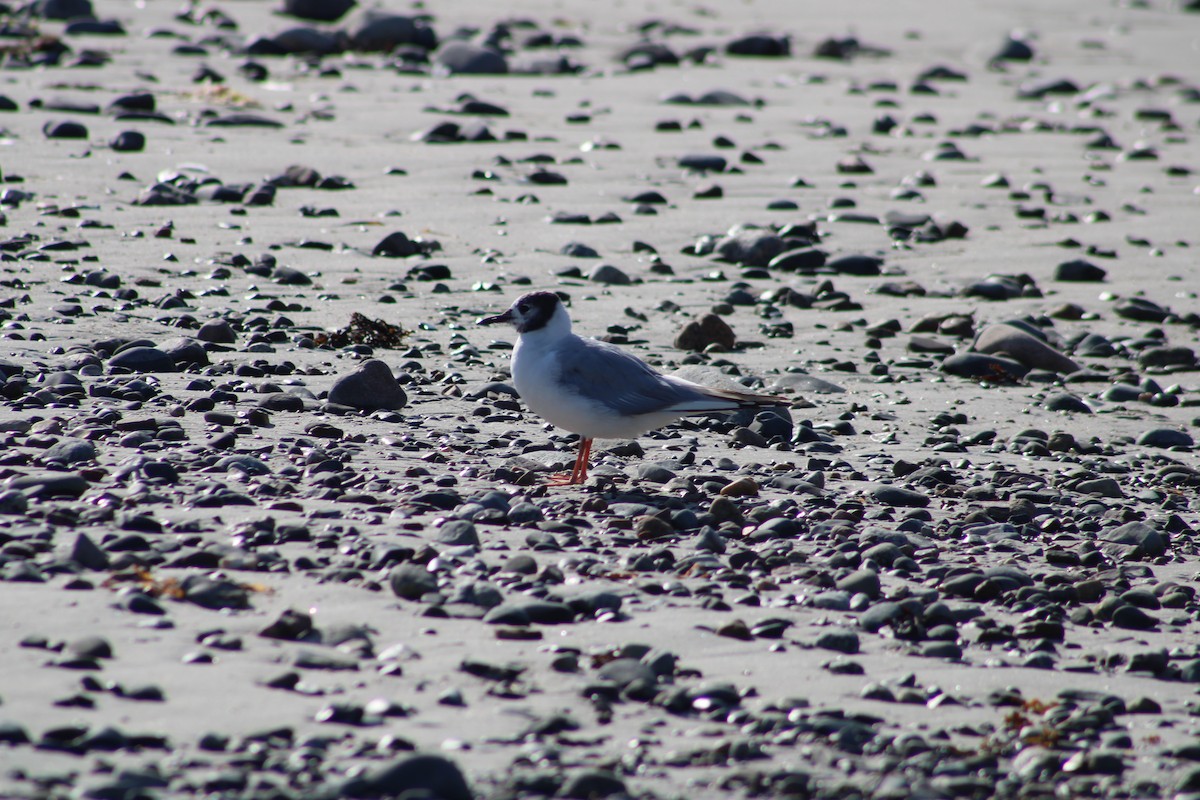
left=0, top=0, right=1198, bottom=797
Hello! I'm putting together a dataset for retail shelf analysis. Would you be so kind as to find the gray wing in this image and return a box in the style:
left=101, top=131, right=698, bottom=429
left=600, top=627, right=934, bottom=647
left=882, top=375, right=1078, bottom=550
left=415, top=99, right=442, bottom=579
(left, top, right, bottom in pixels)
left=557, top=336, right=768, bottom=417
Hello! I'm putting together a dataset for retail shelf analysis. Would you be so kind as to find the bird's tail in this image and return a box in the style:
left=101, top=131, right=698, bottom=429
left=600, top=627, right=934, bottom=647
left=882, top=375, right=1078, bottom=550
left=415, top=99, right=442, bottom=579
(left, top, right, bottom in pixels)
left=700, top=385, right=790, bottom=408
left=667, top=382, right=790, bottom=416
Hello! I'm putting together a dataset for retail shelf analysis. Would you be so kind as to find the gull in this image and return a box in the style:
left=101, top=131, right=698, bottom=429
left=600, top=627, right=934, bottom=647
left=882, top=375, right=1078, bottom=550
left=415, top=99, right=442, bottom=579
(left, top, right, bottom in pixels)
left=477, top=291, right=787, bottom=485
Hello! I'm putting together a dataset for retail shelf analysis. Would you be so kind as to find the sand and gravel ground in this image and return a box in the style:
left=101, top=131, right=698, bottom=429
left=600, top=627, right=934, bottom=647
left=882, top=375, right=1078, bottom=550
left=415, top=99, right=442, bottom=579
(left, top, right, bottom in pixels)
left=0, top=0, right=1198, bottom=798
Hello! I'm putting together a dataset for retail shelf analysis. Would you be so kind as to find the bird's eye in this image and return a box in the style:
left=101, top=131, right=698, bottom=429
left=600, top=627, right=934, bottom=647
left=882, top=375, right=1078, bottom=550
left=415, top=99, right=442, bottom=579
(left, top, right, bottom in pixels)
left=516, top=303, right=528, bottom=313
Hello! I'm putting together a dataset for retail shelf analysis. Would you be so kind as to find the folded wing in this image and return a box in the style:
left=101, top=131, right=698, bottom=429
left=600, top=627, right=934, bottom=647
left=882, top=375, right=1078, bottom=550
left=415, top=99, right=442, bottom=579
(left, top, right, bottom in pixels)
left=557, top=337, right=786, bottom=417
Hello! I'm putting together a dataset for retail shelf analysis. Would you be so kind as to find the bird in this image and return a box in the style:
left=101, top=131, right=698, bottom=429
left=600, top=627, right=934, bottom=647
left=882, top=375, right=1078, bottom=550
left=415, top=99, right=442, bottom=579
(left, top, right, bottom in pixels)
left=477, top=291, right=788, bottom=486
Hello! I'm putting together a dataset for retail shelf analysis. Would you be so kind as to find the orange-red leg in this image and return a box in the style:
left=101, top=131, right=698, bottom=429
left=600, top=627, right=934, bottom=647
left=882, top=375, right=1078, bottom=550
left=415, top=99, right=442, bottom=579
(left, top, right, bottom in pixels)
left=546, top=437, right=593, bottom=486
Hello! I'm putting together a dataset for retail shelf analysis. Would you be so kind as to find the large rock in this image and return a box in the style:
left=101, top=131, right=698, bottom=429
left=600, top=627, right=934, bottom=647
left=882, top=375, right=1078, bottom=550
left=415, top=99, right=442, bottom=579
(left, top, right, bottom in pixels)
left=279, top=0, right=356, bottom=22
left=109, top=346, right=176, bottom=373
left=941, top=353, right=1029, bottom=382
left=973, top=323, right=1079, bottom=373
left=1100, top=521, right=1167, bottom=558
left=328, top=359, right=407, bottom=411
left=32, top=0, right=94, bottom=19
left=341, top=753, right=472, bottom=800
left=674, top=314, right=736, bottom=351
left=715, top=229, right=785, bottom=267
left=345, top=10, right=436, bottom=52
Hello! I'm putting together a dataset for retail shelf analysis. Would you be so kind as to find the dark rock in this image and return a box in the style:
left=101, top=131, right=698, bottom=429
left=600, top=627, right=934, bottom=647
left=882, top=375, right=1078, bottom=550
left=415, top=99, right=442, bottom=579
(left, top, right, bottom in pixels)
left=589, top=264, right=631, bottom=285
left=70, top=533, right=109, bottom=570
left=33, top=0, right=94, bottom=20
left=974, top=323, right=1079, bottom=373
left=373, top=231, right=419, bottom=257
left=941, top=353, right=1029, bottom=382
left=1114, top=297, right=1169, bottom=322
left=1111, top=604, right=1158, bottom=631
left=205, top=114, right=284, bottom=129
left=197, top=320, right=237, bottom=344
left=483, top=600, right=574, bottom=625
left=726, top=34, right=790, bottom=57
left=110, top=131, right=145, bottom=152
left=181, top=575, right=251, bottom=610
left=1139, top=346, right=1196, bottom=370
left=435, top=42, right=507, bottom=75
left=815, top=630, right=860, bottom=654
left=7, top=473, right=89, bottom=498
left=836, top=570, right=881, bottom=598
left=44, top=120, right=89, bottom=139
left=328, top=359, right=407, bottom=411
left=435, top=520, right=479, bottom=547
left=870, top=485, right=930, bottom=507
left=1044, top=393, right=1091, bottom=413
left=678, top=154, right=727, bottom=172
left=716, top=229, right=785, bottom=267
left=43, top=438, right=96, bottom=465
left=390, top=563, right=436, bottom=600
left=280, top=0, right=356, bottom=22
left=561, top=770, right=627, bottom=799
left=346, top=10, right=436, bottom=52
left=1137, top=428, right=1193, bottom=449
left=827, top=255, right=883, bottom=276
left=1055, top=259, right=1106, bottom=282
left=340, top=758, right=470, bottom=800
left=675, top=314, right=736, bottom=351
left=1101, top=521, right=1167, bottom=557
left=109, top=346, right=176, bottom=373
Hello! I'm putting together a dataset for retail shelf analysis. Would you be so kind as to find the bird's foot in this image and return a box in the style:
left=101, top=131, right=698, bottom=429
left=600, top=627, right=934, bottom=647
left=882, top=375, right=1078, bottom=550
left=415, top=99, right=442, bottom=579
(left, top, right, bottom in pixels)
left=545, top=472, right=585, bottom=487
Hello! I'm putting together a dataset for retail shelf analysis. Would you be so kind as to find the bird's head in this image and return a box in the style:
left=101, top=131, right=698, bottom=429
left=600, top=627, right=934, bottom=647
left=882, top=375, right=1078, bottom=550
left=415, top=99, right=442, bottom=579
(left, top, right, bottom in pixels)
left=477, top=291, right=568, bottom=335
